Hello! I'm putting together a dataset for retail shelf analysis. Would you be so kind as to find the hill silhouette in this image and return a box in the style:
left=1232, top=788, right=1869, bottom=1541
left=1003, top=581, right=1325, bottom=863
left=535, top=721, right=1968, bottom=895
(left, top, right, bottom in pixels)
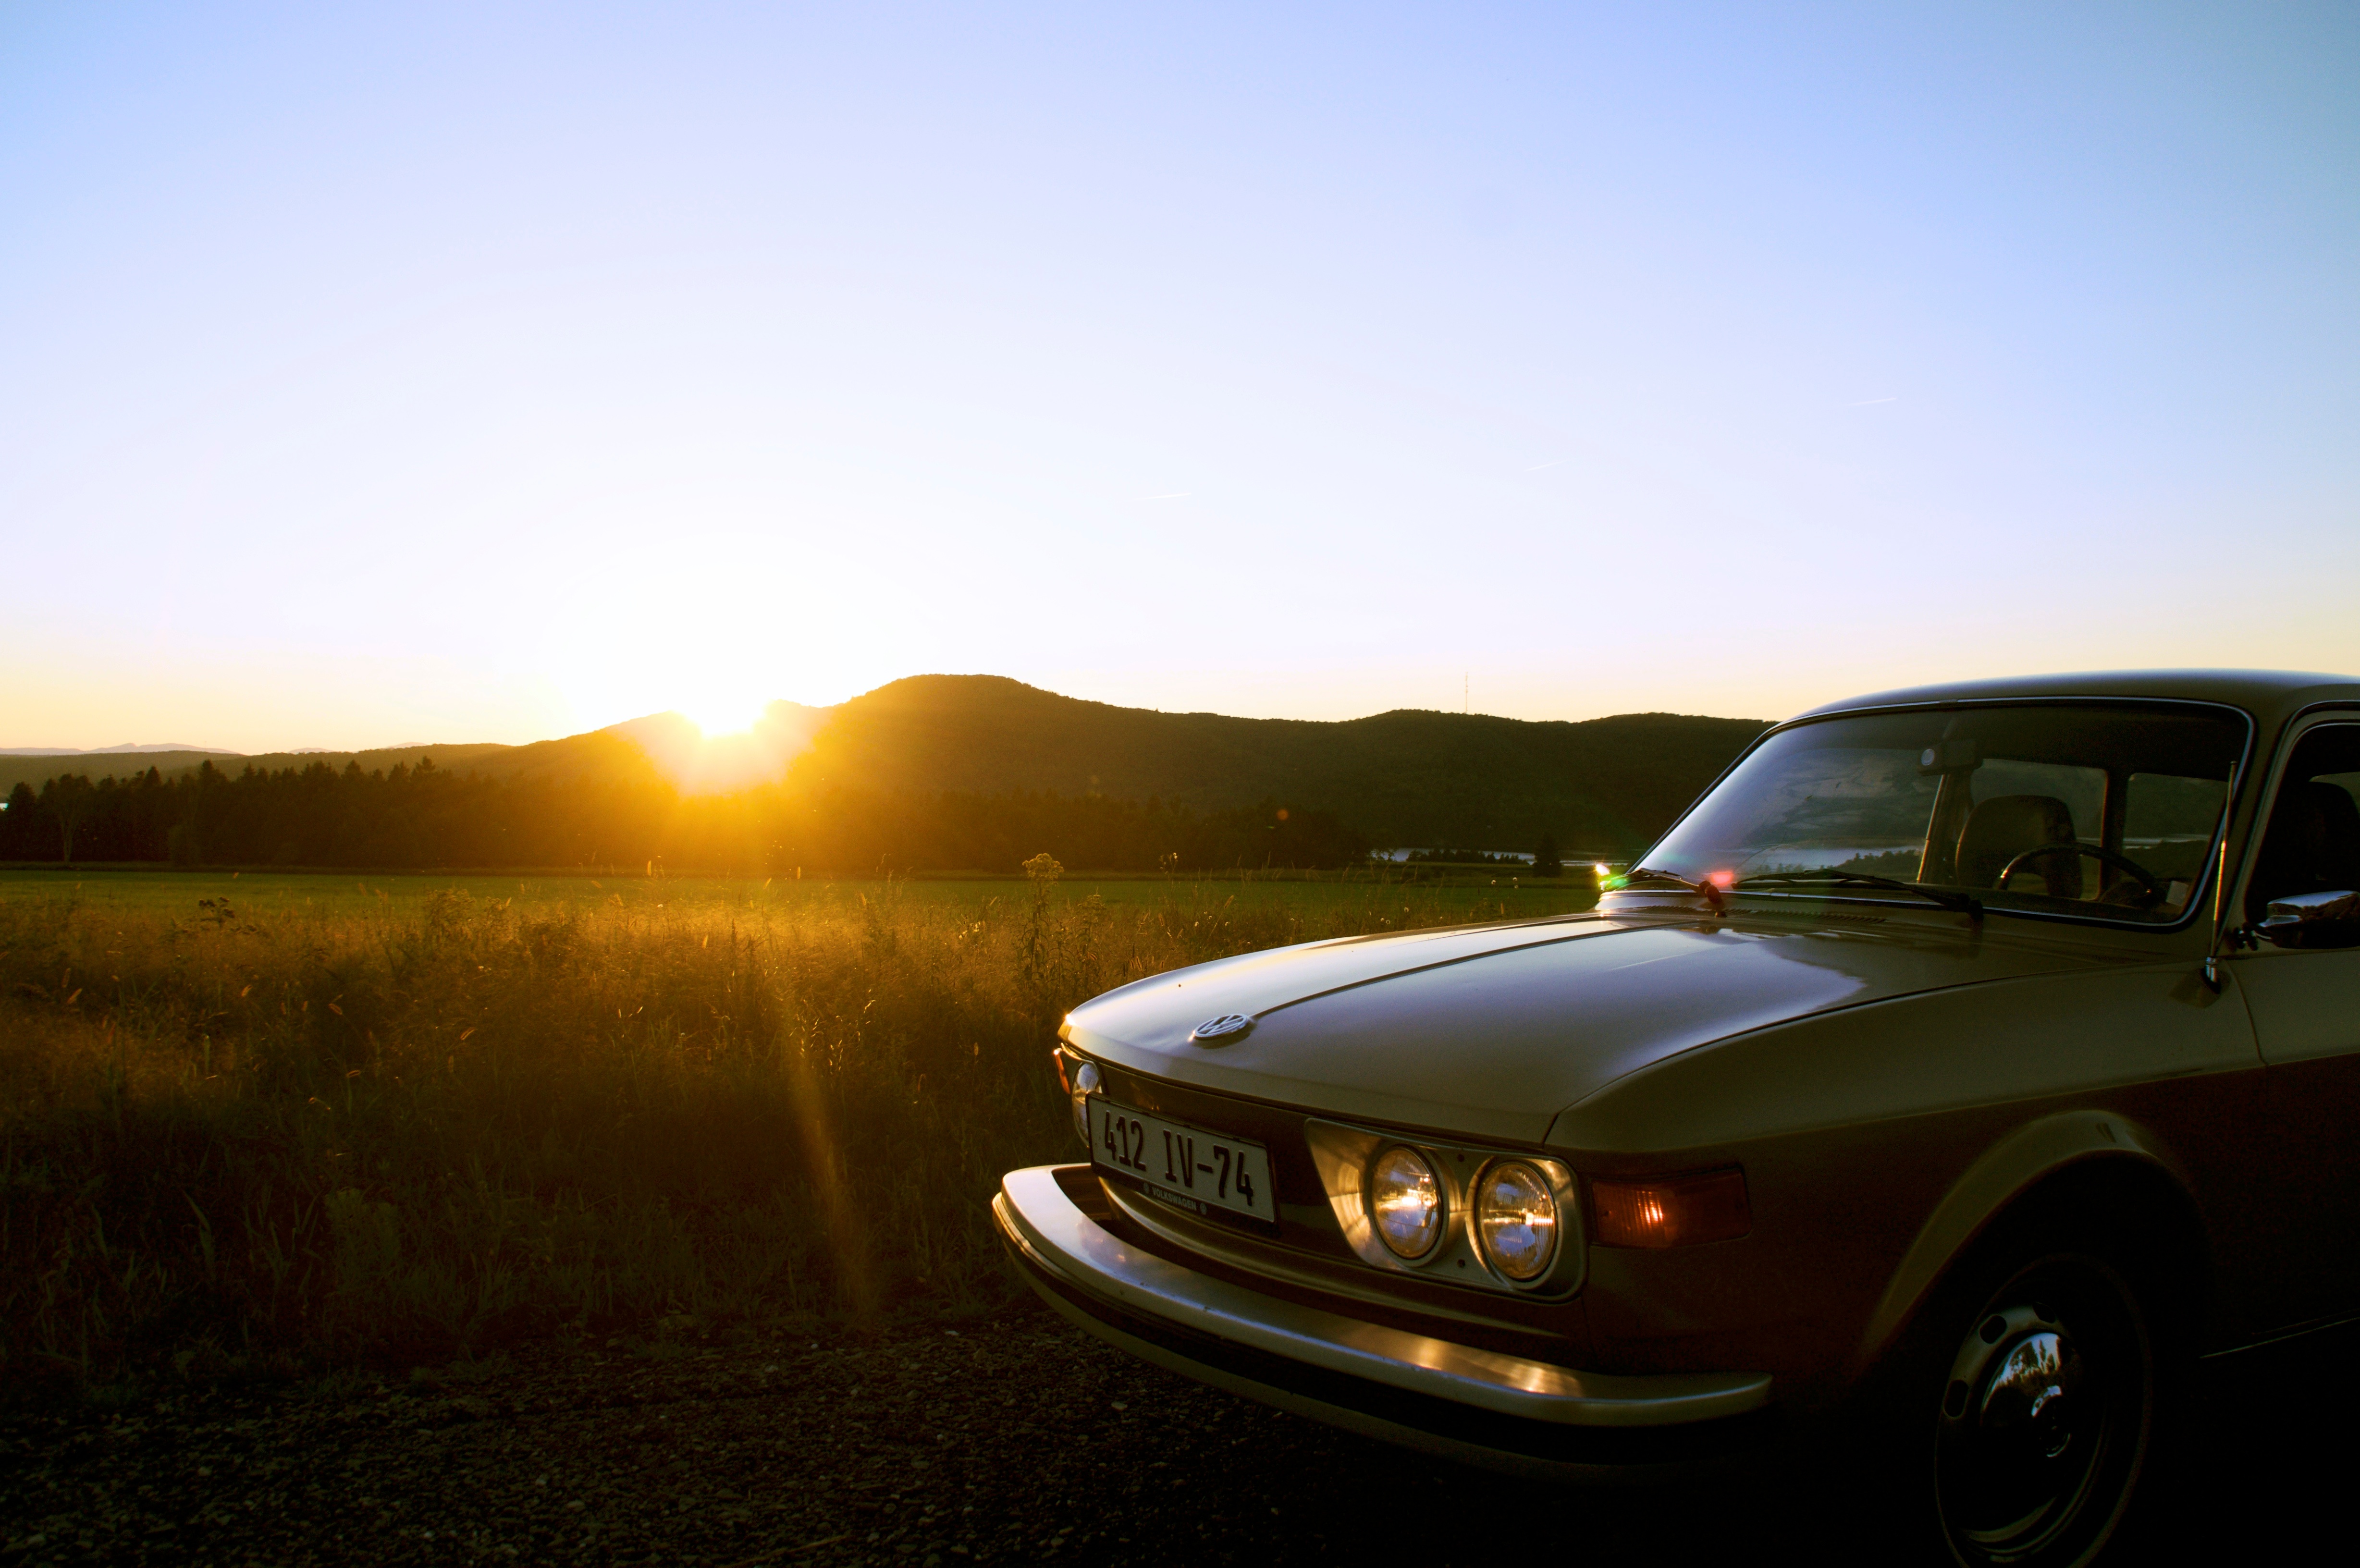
left=790, top=675, right=1767, bottom=850
left=2, top=677, right=1770, bottom=866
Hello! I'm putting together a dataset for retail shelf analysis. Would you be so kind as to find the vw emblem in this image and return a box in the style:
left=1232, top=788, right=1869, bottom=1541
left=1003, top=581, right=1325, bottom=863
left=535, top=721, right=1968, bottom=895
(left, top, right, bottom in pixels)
left=1189, top=1014, right=1255, bottom=1047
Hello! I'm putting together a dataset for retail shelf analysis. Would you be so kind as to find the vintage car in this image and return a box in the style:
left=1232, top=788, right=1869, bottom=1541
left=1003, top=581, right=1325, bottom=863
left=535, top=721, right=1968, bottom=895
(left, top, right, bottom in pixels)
left=993, top=669, right=2360, bottom=1565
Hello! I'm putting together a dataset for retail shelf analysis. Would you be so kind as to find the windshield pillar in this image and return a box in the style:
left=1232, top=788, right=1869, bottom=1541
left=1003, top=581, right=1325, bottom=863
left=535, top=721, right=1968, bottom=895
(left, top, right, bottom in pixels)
left=1919, top=769, right=1974, bottom=885
left=2098, top=768, right=2130, bottom=899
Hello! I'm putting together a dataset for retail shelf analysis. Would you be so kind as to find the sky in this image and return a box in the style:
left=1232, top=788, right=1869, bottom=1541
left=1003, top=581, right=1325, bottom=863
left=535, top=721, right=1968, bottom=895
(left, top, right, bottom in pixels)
left=3, top=2, right=2356, bottom=752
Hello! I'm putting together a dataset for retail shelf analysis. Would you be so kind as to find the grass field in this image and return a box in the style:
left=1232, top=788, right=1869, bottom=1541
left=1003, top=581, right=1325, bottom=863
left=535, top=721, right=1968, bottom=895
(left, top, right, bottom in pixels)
left=0, top=866, right=1596, bottom=1395
left=0, top=863, right=1597, bottom=921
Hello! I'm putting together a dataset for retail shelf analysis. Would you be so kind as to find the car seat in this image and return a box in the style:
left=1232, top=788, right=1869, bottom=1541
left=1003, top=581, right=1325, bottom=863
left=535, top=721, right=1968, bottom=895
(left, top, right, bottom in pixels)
left=1956, top=795, right=2083, bottom=897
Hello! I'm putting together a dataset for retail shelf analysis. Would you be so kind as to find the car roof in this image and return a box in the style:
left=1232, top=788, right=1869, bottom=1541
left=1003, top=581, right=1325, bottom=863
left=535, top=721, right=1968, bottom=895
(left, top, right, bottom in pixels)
left=1792, top=669, right=2360, bottom=730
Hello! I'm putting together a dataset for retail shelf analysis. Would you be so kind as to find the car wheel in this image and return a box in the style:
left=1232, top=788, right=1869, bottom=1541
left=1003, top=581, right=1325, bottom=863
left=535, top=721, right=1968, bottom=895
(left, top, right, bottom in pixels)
left=1929, top=1250, right=2155, bottom=1567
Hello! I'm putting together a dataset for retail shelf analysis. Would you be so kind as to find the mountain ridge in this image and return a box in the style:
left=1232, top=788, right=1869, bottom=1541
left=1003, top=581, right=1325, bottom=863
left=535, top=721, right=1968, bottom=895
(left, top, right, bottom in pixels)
left=784, top=675, right=1766, bottom=848
left=3, top=676, right=1770, bottom=852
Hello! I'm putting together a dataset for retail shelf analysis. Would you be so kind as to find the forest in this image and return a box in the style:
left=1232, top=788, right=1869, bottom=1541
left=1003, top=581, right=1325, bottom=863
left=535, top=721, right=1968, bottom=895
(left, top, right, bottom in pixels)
left=0, top=759, right=1370, bottom=873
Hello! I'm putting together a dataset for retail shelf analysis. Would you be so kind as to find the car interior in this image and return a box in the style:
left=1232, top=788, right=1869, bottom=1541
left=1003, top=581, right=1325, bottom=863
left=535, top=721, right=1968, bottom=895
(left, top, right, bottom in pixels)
left=1955, top=794, right=2083, bottom=897
left=1662, top=704, right=2246, bottom=917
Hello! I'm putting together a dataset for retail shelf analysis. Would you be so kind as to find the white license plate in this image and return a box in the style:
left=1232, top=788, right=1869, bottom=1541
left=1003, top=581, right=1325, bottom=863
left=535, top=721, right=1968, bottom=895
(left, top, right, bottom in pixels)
left=1089, top=1096, right=1276, bottom=1226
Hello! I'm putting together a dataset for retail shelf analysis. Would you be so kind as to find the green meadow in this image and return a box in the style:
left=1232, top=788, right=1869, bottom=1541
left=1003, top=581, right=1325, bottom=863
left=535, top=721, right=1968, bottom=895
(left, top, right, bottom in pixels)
left=0, top=866, right=1596, bottom=1394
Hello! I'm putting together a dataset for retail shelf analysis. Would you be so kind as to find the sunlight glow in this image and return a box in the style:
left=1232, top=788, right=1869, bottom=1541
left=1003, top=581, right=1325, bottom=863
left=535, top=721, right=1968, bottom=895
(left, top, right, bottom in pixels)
left=681, top=691, right=772, bottom=738
left=537, top=537, right=939, bottom=739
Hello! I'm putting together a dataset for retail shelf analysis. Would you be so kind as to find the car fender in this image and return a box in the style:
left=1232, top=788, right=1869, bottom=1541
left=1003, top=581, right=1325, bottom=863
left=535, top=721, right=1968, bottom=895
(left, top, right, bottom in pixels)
left=1851, top=1109, right=2197, bottom=1375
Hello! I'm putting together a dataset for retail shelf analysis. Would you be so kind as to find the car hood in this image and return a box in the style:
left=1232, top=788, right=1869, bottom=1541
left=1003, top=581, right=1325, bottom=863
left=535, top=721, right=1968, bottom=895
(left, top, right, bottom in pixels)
left=1060, top=912, right=2118, bottom=1145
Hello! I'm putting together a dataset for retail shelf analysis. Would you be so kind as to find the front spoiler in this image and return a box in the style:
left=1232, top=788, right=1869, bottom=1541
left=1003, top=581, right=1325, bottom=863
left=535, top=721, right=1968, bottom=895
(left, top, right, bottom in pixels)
left=993, top=1164, right=1775, bottom=1480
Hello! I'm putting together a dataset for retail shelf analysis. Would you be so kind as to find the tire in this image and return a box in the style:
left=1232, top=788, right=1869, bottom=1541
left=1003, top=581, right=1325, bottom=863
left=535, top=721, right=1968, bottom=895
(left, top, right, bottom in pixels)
left=1865, top=1232, right=2163, bottom=1568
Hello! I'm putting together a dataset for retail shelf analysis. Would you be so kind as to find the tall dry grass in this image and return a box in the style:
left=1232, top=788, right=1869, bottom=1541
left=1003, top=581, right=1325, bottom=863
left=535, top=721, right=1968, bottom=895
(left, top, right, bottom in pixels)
left=0, top=871, right=1497, bottom=1393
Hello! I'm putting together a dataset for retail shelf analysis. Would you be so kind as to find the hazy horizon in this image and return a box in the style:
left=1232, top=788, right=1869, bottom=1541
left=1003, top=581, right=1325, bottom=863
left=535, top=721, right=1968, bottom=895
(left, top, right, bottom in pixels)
left=5, top=3, right=2355, bottom=752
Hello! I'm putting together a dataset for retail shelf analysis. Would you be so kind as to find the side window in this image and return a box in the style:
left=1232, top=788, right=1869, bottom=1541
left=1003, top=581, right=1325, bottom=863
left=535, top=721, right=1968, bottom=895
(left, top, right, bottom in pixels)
left=2247, top=723, right=2360, bottom=924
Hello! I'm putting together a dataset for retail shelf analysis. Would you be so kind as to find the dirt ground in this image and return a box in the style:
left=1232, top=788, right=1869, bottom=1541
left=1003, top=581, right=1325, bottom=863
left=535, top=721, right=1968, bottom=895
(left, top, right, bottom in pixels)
left=2, top=1301, right=2351, bottom=1566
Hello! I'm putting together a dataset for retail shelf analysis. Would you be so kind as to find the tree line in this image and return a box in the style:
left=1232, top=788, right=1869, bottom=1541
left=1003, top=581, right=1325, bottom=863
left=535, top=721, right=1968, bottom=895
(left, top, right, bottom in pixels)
left=0, top=759, right=1369, bottom=874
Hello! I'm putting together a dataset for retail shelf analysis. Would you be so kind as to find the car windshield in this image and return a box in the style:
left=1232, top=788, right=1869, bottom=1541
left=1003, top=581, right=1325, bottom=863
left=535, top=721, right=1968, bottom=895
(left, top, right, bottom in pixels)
left=1635, top=703, right=2247, bottom=922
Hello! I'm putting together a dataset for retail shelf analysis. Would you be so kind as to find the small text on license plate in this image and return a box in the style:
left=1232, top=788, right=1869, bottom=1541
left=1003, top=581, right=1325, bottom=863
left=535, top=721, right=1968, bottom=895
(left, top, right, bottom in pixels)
left=1089, top=1097, right=1275, bottom=1225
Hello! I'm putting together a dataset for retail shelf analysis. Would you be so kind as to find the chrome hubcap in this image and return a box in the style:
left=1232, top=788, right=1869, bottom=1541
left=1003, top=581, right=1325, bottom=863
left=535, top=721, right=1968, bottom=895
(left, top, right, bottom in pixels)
left=1937, top=1302, right=2103, bottom=1553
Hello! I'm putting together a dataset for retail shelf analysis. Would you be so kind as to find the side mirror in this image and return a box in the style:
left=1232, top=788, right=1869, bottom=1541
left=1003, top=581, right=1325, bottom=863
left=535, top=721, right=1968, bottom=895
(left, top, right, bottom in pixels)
left=2256, top=890, right=2360, bottom=950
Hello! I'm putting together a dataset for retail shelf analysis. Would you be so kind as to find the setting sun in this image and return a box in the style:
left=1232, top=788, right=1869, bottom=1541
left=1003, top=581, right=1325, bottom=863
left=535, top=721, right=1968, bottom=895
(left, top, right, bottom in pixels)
left=682, top=692, right=772, bottom=738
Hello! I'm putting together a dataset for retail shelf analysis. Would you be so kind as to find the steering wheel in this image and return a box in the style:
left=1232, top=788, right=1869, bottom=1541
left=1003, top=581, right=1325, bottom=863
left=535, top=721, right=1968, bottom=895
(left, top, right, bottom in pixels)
left=1996, top=843, right=2166, bottom=907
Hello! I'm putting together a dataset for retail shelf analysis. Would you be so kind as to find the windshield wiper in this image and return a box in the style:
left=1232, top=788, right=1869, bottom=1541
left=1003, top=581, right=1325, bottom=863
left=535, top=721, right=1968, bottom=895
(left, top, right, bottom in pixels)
left=1733, top=870, right=1982, bottom=919
left=1620, top=865, right=1981, bottom=919
left=1616, top=866, right=1734, bottom=914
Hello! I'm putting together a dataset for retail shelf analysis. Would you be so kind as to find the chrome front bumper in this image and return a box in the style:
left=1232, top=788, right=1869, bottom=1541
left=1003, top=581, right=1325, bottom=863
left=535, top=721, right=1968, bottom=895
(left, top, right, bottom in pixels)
left=994, top=1164, right=1773, bottom=1476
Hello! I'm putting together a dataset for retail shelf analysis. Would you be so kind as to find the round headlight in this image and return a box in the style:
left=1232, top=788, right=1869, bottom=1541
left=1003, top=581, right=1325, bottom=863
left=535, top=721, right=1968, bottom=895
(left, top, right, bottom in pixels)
left=1475, top=1160, right=1560, bottom=1282
left=1368, top=1145, right=1443, bottom=1260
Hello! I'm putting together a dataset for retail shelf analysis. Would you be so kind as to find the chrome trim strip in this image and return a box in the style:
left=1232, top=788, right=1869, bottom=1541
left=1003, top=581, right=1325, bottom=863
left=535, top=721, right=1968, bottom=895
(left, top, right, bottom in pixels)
left=995, top=1164, right=1771, bottom=1429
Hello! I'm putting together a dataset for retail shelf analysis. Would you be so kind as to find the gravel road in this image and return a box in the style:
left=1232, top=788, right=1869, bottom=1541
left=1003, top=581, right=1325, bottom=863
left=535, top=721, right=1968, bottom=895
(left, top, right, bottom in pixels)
left=4, top=1300, right=2352, bottom=1566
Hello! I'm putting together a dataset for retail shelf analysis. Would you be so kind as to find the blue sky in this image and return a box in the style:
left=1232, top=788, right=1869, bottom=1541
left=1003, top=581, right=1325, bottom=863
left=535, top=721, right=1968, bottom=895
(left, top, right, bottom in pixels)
left=3, top=2, right=2355, bottom=749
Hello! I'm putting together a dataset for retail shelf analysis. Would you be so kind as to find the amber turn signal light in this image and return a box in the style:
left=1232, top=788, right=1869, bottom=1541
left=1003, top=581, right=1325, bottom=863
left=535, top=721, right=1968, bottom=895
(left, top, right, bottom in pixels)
left=1591, top=1169, right=1751, bottom=1249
